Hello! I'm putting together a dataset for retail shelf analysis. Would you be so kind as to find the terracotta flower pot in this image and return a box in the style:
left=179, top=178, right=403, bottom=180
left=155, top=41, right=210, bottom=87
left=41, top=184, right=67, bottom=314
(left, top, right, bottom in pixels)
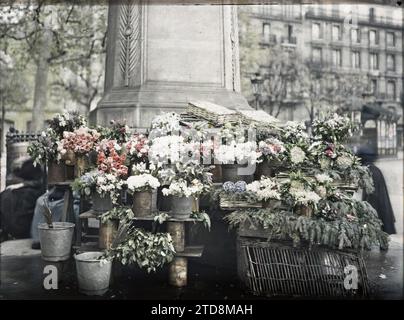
left=132, top=191, right=153, bottom=217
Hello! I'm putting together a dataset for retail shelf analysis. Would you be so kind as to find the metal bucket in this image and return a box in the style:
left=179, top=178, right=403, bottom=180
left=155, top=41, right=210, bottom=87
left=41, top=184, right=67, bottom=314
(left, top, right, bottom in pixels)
left=92, top=193, right=113, bottom=213
left=47, top=162, right=75, bottom=184
left=254, top=161, right=275, bottom=179
left=132, top=191, right=153, bottom=217
left=38, top=222, right=75, bottom=262
left=222, top=164, right=254, bottom=183
left=171, top=196, right=193, bottom=219
left=75, top=252, right=112, bottom=296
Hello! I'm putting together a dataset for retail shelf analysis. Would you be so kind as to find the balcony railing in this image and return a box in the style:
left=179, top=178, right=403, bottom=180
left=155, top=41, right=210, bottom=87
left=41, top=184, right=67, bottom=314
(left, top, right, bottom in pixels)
left=261, top=34, right=277, bottom=45
left=305, top=8, right=402, bottom=27
left=281, top=36, right=297, bottom=45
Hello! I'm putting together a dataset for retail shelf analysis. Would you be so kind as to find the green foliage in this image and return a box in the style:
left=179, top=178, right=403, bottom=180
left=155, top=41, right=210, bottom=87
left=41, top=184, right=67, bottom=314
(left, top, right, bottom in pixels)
left=27, top=128, right=59, bottom=165
left=224, top=199, right=389, bottom=251
left=190, top=211, right=211, bottom=231
left=111, top=227, right=176, bottom=273
left=100, top=207, right=134, bottom=224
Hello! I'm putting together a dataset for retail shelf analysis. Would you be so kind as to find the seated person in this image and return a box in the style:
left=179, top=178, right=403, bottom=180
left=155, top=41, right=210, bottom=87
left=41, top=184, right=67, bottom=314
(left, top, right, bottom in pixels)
left=0, top=157, right=43, bottom=241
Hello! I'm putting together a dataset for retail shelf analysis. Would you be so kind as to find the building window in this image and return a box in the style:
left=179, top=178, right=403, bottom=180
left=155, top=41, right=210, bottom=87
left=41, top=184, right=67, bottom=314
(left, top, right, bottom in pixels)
left=369, top=7, right=375, bottom=21
left=371, top=79, right=378, bottom=95
left=332, top=25, right=341, bottom=41
left=263, top=23, right=270, bottom=43
left=351, top=28, right=360, bottom=43
left=369, top=30, right=378, bottom=45
left=386, top=32, right=395, bottom=47
left=331, top=49, right=342, bottom=67
left=312, top=47, right=322, bottom=63
left=312, top=23, right=321, bottom=40
left=369, top=53, right=379, bottom=70
left=386, top=54, right=395, bottom=71
left=387, top=81, right=396, bottom=99
left=351, top=51, right=360, bottom=69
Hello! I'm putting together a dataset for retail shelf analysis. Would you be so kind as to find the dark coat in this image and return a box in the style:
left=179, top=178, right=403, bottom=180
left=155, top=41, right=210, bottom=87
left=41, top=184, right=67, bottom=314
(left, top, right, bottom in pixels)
left=363, top=164, right=396, bottom=235
left=0, top=181, right=43, bottom=239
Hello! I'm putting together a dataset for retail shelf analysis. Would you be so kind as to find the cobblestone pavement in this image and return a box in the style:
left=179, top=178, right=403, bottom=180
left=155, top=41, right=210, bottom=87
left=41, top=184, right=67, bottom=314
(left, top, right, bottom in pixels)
left=0, top=227, right=402, bottom=300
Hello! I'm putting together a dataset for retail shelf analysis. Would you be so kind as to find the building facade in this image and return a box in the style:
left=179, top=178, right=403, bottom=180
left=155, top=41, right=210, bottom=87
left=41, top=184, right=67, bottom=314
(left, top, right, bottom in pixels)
left=239, top=3, right=403, bottom=156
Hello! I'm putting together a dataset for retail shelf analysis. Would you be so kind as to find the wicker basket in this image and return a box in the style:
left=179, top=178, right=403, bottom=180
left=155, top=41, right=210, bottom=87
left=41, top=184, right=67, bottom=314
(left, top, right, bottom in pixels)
left=237, top=237, right=369, bottom=298
left=187, top=101, right=239, bottom=126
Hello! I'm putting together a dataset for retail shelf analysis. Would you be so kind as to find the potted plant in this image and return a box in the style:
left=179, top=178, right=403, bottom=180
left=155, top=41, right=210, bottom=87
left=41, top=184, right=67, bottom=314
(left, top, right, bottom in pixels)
left=214, top=123, right=261, bottom=183
left=47, top=111, right=88, bottom=181
left=127, top=171, right=160, bottom=217
left=57, top=126, right=100, bottom=177
left=28, top=128, right=75, bottom=184
left=37, top=197, right=75, bottom=261
left=72, top=170, right=125, bottom=213
left=256, top=137, right=285, bottom=178
left=98, top=207, right=134, bottom=249
left=161, top=162, right=212, bottom=218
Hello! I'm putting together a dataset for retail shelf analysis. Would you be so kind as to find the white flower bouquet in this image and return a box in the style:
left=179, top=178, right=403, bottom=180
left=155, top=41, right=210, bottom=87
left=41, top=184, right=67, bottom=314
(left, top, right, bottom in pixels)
left=150, top=112, right=181, bottom=136
left=162, top=178, right=205, bottom=197
left=72, top=169, right=125, bottom=204
left=214, top=141, right=261, bottom=165
left=246, top=177, right=281, bottom=202
left=126, top=173, right=160, bottom=193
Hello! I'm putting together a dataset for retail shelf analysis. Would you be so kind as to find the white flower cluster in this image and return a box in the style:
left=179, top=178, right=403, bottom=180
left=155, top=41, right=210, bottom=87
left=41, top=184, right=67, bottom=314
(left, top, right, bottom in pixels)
left=290, top=146, right=306, bottom=164
left=336, top=155, right=353, bottom=169
left=149, top=135, right=200, bottom=166
left=126, top=174, right=160, bottom=192
left=215, top=141, right=260, bottom=165
left=150, top=112, right=181, bottom=135
left=162, top=179, right=204, bottom=197
left=246, top=177, right=281, bottom=201
left=289, top=187, right=321, bottom=205
left=315, top=173, right=333, bottom=184
left=95, top=173, right=125, bottom=203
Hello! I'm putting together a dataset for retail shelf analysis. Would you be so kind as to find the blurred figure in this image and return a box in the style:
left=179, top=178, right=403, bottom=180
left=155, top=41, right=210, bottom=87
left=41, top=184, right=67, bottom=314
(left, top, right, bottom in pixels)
left=0, top=157, right=44, bottom=241
left=357, top=147, right=396, bottom=235
left=30, top=187, right=80, bottom=249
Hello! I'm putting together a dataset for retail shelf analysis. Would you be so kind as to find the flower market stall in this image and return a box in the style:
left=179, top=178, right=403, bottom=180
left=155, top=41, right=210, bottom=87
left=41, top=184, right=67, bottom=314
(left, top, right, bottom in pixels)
left=27, top=103, right=389, bottom=297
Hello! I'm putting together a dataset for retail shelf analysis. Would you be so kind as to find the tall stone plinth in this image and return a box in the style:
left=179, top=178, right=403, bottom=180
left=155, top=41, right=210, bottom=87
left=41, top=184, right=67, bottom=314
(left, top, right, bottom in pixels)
left=91, top=1, right=251, bottom=128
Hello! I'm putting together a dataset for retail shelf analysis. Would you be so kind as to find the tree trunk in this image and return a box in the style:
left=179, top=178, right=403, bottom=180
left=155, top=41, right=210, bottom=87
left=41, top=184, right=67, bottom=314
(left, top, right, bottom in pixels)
left=31, top=29, right=52, bottom=132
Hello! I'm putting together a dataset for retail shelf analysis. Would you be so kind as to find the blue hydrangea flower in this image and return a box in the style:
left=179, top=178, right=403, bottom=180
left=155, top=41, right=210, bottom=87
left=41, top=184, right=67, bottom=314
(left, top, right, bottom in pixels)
left=223, top=181, right=236, bottom=193
left=234, top=181, right=247, bottom=193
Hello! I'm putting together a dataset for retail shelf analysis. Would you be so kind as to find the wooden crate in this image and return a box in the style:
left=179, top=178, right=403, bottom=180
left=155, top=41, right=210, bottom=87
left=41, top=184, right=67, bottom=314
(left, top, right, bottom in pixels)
left=219, top=194, right=262, bottom=210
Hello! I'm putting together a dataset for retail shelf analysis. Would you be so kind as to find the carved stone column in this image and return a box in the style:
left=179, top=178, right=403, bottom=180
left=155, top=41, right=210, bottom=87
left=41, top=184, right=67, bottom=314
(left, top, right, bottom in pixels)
left=91, top=1, right=251, bottom=128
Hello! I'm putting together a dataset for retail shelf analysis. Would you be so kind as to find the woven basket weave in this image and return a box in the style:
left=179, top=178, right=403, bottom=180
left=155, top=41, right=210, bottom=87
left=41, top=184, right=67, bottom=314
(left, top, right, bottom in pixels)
left=237, top=237, right=369, bottom=298
left=187, top=101, right=239, bottom=126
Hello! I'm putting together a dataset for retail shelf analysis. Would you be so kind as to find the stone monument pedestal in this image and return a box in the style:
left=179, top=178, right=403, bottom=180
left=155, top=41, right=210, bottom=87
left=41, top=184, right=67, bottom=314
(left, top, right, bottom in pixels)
left=91, top=2, right=251, bottom=128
